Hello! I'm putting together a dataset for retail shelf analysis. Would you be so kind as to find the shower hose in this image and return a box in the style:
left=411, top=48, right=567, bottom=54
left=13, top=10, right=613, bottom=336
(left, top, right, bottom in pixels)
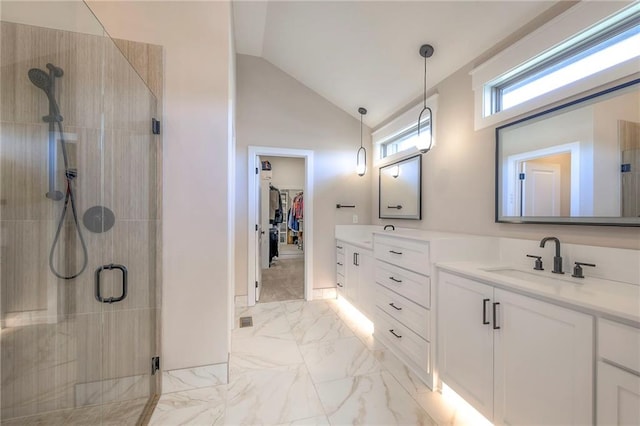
left=48, top=119, right=88, bottom=280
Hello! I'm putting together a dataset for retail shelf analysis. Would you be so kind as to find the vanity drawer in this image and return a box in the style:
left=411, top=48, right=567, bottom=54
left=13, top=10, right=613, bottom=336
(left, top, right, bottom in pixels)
left=374, top=235, right=430, bottom=276
left=375, top=283, right=429, bottom=340
left=375, top=307, right=429, bottom=372
left=336, top=252, right=345, bottom=276
left=599, top=319, right=640, bottom=374
left=375, top=261, right=430, bottom=308
left=337, top=273, right=345, bottom=294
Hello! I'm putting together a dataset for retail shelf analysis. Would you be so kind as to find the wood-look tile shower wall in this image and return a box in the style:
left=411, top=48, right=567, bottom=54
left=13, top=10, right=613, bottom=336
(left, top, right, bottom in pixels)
left=0, top=21, right=162, bottom=419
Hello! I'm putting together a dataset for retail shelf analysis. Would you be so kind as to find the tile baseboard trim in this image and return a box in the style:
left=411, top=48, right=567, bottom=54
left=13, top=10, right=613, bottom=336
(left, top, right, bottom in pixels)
left=312, top=288, right=338, bottom=300
left=162, top=363, right=228, bottom=394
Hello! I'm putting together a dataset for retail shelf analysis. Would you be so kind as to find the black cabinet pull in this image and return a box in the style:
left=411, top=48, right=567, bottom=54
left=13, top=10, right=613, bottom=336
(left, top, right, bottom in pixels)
left=482, top=298, right=490, bottom=325
left=389, top=276, right=402, bottom=283
left=336, top=245, right=343, bottom=249
left=337, top=262, right=343, bottom=266
left=493, top=302, right=500, bottom=330
left=389, top=329, right=402, bottom=338
left=353, top=252, right=359, bottom=266
left=389, top=250, right=403, bottom=255
left=389, top=302, right=402, bottom=311
left=337, top=282, right=343, bottom=288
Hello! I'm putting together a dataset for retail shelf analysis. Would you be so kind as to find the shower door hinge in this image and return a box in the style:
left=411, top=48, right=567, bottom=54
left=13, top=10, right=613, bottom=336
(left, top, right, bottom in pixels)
left=151, top=356, right=160, bottom=375
left=255, top=167, right=259, bottom=175
left=152, top=118, right=161, bottom=135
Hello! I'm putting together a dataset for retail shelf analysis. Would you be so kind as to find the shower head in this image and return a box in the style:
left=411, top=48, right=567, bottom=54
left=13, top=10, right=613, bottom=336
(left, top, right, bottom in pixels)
left=28, top=66, right=62, bottom=118
left=28, top=68, right=53, bottom=93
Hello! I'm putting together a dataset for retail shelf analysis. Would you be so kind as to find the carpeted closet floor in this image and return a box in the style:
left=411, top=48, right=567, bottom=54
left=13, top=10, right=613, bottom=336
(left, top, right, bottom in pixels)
left=260, top=255, right=304, bottom=303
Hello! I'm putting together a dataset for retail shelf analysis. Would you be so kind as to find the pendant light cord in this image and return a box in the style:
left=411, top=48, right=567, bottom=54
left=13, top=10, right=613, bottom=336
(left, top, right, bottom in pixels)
left=360, top=113, right=363, bottom=148
left=423, top=54, right=427, bottom=109
left=417, top=44, right=433, bottom=153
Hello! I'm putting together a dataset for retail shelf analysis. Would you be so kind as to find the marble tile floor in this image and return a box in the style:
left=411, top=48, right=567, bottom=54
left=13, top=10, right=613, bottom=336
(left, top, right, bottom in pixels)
left=149, top=299, right=477, bottom=426
left=0, top=397, right=148, bottom=426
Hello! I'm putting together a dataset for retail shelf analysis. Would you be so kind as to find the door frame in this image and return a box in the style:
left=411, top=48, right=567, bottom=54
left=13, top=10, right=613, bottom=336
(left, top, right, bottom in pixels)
left=504, top=142, right=581, bottom=216
left=247, top=146, right=314, bottom=306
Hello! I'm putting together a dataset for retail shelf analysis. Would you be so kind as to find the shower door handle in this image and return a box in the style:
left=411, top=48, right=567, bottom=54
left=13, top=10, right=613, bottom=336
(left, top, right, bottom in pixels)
left=95, top=264, right=128, bottom=304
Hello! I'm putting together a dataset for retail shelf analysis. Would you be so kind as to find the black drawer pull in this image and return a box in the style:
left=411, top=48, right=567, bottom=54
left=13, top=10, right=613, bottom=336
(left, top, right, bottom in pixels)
left=389, top=250, right=403, bottom=255
left=337, top=282, right=343, bottom=288
left=482, top=298, right=490, bottom=325
left=389, top=276, right=403, bottom=283
left=493, top=302, right=500, bottom=330
left=336, top=245, right=343, bottom=249
left=337, top=262, right=343, bottom=266
left=389, top=329, right=402, bottom=338
left=389, top=302, right=402, bottom=311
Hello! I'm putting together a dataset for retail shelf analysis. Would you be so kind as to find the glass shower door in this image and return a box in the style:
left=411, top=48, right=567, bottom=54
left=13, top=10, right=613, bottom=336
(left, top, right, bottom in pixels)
left=0, top=1, right=158, bottom=424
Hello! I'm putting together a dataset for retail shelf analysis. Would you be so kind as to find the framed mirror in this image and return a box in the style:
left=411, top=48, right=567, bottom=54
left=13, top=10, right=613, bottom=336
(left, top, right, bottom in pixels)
left=379, top=154, right=422, bottom=220
left=496, top=79, right=639, bottom=226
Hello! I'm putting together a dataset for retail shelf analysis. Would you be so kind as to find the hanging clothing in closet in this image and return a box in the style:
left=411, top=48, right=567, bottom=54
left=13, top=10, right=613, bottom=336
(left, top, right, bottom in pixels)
left=287, top=192, right=303, bottom=232
left=269, top=184, right=283, bottom=224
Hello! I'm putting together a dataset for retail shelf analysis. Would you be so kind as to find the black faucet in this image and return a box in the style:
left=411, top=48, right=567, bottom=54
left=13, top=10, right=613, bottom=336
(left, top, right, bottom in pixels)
left=539, top=236, right=564, bottom=274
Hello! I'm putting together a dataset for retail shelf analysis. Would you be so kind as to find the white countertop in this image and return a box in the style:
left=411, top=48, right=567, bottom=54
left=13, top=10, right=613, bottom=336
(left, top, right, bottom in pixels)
left=335, top=225, right=489, bottom=250
left=437, top=261, right=640, bottom=326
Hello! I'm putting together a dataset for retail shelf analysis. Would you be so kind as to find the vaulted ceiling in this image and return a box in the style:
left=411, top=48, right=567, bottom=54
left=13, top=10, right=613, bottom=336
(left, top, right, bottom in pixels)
left=232, top=1, right=559, bottom=128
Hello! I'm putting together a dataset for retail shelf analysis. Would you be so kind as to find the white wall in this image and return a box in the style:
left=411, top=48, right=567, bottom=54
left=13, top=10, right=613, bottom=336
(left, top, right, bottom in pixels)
left=261, top=156, right=305, bottom=190
left=235, top=54, right=372, bottom=296
left=88, top=1, right=233, bottom=370
left=372, top=57, right=640, bottom=249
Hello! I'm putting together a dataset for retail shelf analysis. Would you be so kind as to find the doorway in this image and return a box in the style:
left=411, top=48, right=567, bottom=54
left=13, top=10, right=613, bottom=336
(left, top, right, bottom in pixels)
left=247, top=147, right=314, bottom=307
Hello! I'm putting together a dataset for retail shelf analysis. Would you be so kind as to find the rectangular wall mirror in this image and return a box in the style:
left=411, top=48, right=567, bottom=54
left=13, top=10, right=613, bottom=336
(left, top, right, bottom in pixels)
left=379, top=154, right=422, bottom=220
left=496, top=79, right=639, bottom=226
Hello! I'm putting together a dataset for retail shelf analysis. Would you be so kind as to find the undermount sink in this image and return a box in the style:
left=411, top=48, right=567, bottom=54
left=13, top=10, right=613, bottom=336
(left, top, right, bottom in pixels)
left=481, top=267, right=582, bottom=286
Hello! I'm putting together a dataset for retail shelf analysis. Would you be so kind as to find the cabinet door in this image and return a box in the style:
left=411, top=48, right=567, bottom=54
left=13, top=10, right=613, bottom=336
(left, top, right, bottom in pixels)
left=493, top=289, right=593, bottom=426
left=438, top=272, right=494, bottom=421
left=597, top=361, right=640, bottom=425
left=344, top=245, right=360, bottom=304
left=357, top=250, right=374, bottom=319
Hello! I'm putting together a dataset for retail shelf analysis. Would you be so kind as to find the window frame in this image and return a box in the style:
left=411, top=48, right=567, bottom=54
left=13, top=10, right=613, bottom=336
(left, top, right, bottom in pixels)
left=372, top=94, right=438, bottom=167
left=470, top=2, right=639, bottom=130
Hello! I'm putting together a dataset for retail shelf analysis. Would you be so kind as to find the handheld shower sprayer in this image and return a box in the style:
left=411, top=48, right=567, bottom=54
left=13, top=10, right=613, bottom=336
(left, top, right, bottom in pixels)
left=29, top=63, right=88, bottom=279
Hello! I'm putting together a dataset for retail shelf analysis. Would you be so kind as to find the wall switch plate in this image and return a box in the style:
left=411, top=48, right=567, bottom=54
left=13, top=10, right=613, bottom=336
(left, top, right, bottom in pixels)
left=352, top=214, right=358, bottom=223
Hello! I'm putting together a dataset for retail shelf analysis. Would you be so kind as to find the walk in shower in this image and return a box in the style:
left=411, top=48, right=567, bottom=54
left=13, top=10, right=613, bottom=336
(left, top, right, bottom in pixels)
left=0, top=1, right=160, bottom=424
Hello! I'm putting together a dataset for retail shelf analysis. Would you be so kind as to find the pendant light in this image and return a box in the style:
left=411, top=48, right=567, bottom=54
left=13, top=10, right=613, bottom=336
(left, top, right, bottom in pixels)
left=417, top=44, right=434, bottom=153
left=356, top=107, right=367, bottom=176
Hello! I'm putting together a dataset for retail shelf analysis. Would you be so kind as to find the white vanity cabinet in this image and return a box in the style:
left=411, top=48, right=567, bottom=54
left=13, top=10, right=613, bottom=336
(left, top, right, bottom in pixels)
left=438, top=270, right=594, bottom=425
left=374, top=234, right=433, bottom=387
left=335, top=241, right=345, bottom=291
left=597, top=319, right=640, bottom=425
left=335, top=240, right=374, bottom=318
